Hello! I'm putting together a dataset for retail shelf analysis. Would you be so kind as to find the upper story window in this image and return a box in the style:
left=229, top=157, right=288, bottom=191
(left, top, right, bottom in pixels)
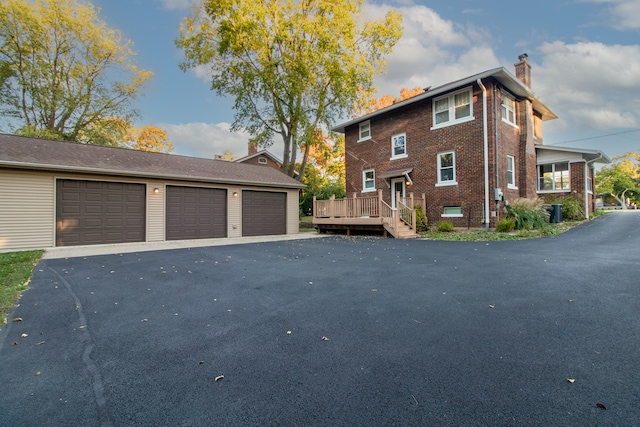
left=362, top=169, right=375, bottom=192
left=538, top=162, right=569, bottom=191
left=391, top=133, right=407, bottom=159
left=507, top=155, right=517, bottom=189
left=437, top=151, right=457, bottom=186
left=432, top=87, right=473, bottom=129
left=358, top=121, right=371, bottom=142
left=502, top=94, right=516, bottom=126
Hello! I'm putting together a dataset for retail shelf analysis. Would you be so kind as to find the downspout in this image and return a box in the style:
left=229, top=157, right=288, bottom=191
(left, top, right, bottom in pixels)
left=478, top=79, right=490, bottom=230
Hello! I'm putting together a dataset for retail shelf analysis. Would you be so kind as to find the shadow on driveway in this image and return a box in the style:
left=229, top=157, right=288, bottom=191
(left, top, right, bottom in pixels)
left=1, top=212, right=639, bottom=426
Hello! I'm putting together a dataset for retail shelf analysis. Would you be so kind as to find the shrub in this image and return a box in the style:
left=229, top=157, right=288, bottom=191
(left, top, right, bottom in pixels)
left=505, top=198, right=548, bottom=230
left=496, top=217, right=516, bottom=232
left=542, top=193, right=585, bottom=221
left=414, top=205, right=428, bottom=232
left=437, top=220, right=454, bottom=232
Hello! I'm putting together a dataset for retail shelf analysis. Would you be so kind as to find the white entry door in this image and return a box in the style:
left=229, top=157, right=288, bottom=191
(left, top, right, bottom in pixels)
left=391, top=178, right=406, bottom=208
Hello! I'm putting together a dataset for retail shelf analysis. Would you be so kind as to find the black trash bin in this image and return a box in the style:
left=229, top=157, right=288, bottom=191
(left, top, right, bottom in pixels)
left=550, top=203, right=562, bottom=223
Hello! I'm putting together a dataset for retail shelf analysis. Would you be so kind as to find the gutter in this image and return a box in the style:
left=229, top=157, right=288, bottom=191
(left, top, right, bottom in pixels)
left=478, top=78, right=490, bottom=231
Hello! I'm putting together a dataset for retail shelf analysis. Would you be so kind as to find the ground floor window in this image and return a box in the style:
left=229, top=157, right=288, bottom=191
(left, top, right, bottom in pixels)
left=442, top=206, right=463, bottom=217
left=538, top=162, right=569, bottom=191
left=362, top=169, right=375, bottom=192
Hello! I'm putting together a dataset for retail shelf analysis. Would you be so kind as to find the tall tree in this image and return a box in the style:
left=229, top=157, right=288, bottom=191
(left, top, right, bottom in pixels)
left=123, top=124, right=174, bottom=153
left=0, top=0, right=153, bottom=142
left=596, top=152, right=640, bottom=208
left=176, top=0, right=402, bottom=179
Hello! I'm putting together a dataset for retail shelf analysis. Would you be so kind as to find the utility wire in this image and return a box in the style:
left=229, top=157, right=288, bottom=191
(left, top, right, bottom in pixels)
left=547, top=128, right=640, bottom=146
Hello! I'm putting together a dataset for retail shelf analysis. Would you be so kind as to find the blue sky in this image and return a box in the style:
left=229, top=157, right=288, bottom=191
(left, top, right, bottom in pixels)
left=91, top=0, right=640, bottom=161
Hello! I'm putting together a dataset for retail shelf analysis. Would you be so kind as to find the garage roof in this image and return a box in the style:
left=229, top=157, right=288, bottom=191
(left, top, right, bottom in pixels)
left=0, top=134, right=305, bottom=189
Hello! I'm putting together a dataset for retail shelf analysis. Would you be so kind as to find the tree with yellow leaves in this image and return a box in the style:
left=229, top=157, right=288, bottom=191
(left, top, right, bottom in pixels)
left=0, top=0, right=153, bottom=142
left=123, top=125, right=173, bottom=154
left=353, top=87, right=424, bottom=117
left=176, top=0, right=402, bottom=180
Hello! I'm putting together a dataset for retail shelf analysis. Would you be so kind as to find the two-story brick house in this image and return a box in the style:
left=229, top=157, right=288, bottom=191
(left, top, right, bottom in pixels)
left=331, top=55, right=610, bottom=229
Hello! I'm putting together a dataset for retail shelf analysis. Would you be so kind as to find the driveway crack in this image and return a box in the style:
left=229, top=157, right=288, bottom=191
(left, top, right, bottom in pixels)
left=48, top=265, right=114, bottom=427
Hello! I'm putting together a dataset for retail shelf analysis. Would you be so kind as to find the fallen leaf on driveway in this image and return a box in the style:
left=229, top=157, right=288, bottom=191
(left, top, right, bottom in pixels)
left=489, top=304, right=495, bottom=309
left=21, top=333, right=28, bottom=338
left=566, top=378, right=576, bottom=383
left=596, top=402, right=607, bottom=410
left=322, top=336, right=330, bottom=341
left=215, top=375, right=224, bottom=382
left=12, top=317, right=22, bottom=322
left=34, top=371, right=41, bottom=376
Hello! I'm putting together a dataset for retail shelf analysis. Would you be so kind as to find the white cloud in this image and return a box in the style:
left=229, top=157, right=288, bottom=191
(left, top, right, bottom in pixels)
left=156, top=0, right=197, bottom=11
left=535, top=41, right=640, bottom=132
left=582, top=0, right=640, bottom=30
left=367, top=3, right=499, bottom=96
left=159, top=122, right=251, bottom=159
left=159, top=122, right=286, bottom=161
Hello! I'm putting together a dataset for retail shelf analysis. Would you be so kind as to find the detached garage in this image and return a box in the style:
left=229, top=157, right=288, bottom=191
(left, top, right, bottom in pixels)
left=0, top=134, right=305, bottom=251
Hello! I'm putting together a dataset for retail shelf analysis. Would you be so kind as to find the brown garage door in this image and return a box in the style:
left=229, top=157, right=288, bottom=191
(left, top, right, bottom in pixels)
left=166, top=186, right=227, bottom=240
left=242, top=190, right=286, bottom=236
left=56, top=180, right=145, bottom=247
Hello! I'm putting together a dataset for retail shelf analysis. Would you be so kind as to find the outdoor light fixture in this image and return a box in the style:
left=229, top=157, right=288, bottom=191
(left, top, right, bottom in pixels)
left=233, top=192, right=239, bottom=198
left=153, top=188, right=159, bottom=194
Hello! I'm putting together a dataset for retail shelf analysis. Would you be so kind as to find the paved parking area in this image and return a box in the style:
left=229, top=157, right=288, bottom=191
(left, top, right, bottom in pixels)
left=1, top=213, right=639, bottom=426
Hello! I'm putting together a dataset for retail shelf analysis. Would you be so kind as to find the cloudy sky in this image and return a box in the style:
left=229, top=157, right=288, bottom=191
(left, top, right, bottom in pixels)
left=91, top=0, right=640, bottom=161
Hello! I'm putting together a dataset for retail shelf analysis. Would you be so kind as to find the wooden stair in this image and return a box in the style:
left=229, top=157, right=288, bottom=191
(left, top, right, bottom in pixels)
left=384, top=220, right=419, bottom=239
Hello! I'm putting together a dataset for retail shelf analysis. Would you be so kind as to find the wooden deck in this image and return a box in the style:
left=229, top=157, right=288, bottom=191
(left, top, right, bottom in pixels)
left=312, top=191, right=425, bottom=239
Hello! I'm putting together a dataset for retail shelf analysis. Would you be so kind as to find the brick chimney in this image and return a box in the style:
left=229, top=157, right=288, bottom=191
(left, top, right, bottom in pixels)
left=514, top=53, right=531, bottom=89
left=248, top=142, right=258, bottom=156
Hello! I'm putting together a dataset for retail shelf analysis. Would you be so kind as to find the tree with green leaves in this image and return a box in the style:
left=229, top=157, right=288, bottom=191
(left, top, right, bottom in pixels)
left=176, top=0, right=402, bottom=179
left=596, top=152, right=640, bottom=208
left=0, top=0, right=153, bottom=142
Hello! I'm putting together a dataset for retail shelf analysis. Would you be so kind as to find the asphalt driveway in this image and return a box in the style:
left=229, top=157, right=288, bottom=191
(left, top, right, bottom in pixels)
left=1, top=212, right=639, bottom=426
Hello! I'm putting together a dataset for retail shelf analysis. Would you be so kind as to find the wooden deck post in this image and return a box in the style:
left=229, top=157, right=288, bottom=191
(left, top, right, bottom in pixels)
left=329, top=194, right=335, bottom=218
left=409, top=192, right=416, bottom=230
left=312, top=196, right=317, bottom=219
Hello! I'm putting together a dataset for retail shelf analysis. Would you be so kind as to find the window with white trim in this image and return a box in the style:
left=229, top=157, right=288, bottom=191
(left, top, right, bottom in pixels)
left=437, top=152, right=456, bottom=185
left=442, top=207, right=463, bottom=217
left=362, top=169, right=375, bottom=192
left=538, top=162, right=570, bottom=191
left=258, top=157, right=267, bottom=164
left=507, top=155, right=517, bottom=189
left=391, top=133, right=407, bottom=159
left=432, top=87, right=473, bottom=128
left=358, top=121, right=371, bottom=141
left=502, top=94, right=516, bottom=126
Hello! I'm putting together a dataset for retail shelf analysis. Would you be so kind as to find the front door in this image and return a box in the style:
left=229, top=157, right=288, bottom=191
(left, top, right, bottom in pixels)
left=391, top=178, right=406, bottom=208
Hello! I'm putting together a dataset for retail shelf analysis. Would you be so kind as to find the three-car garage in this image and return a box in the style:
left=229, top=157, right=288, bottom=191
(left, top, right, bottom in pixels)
left=0, top=135, right=304, bottom=251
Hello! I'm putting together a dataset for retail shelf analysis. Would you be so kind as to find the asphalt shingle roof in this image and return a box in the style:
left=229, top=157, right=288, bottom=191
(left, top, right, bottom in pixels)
left=0, top=134, right=305, bottom=189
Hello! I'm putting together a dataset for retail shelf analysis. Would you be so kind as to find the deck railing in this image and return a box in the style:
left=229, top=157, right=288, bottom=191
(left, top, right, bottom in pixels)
left=313, top=191, right=425, bottom=238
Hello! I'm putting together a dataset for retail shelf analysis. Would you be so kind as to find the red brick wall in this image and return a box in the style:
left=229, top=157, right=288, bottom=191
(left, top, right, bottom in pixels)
left=345, top=79, right=541, bottom=228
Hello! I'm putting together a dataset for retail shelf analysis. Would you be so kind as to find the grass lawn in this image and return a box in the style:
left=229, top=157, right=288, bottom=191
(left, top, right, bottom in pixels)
left=0, top=250, right=44, bottom=329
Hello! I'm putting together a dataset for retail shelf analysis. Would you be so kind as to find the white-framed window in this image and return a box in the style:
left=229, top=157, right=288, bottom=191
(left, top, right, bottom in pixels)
left=437, top=151, right=456, bottom=186
left=538, top=162, right=570, bottom=191
left=432, top=87, right=473, bottom=129
left=362, top=169, right=376, bottom=192
left=442, top=207, right=463, bottom=218
left=258, top=157, right=267, bottom=164
left=507, top=155, right=517, bottom=189
left=502, top=94, right=516, bottom=126
left=358, top=121, right=371, bottom=142
left=391, top=133, right=407, bottom=159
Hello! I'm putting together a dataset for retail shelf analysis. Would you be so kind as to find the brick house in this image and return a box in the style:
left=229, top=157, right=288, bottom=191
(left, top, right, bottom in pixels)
left=331, top=55, right=610, bottom=230
left=235, top=143, right=284, bottom=171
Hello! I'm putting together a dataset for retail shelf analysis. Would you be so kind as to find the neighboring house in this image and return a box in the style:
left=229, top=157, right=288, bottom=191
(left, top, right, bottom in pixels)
left=329, top=54, right=610, bottom=230
left=234, top=143, right=284, bottom=171
left=0, top=134, right=305, bottom=251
